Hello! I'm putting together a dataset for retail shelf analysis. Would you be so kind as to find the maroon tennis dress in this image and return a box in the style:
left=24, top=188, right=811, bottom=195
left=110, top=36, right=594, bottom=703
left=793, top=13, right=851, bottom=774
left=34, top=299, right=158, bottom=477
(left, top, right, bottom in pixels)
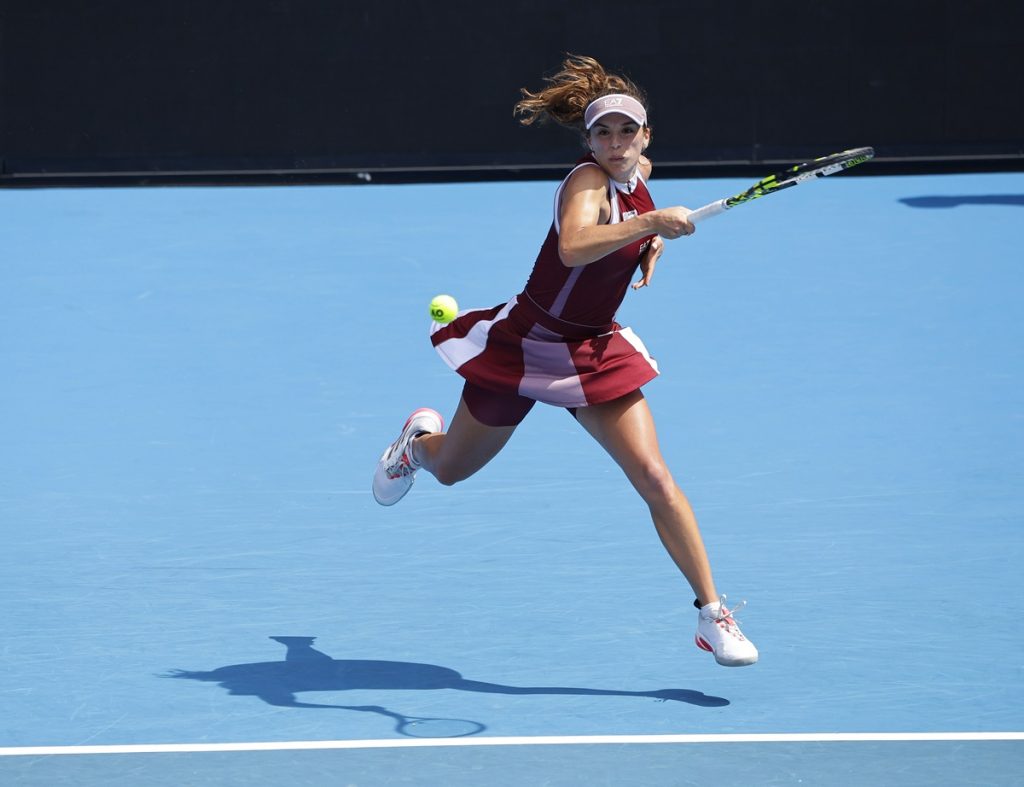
left=431, top=154, right=660, bottom=419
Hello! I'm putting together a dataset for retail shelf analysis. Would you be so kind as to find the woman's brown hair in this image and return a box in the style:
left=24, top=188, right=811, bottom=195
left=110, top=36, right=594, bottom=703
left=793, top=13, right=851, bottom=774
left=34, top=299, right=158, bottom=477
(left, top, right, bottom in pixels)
left=514, top=54, right=648, bottom=131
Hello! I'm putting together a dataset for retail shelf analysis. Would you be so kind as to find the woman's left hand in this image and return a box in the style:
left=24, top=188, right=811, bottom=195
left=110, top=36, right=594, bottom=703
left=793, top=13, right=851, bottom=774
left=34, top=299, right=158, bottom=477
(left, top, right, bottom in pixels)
left=632, top=236, right=665, bottom=289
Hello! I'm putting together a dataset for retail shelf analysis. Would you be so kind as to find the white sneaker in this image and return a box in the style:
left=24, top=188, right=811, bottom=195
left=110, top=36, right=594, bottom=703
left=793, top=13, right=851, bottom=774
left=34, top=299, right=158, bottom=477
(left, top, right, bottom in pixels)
left=695, top=596, right=758, bottom=667
left=372, top=408, right=444, bottom=506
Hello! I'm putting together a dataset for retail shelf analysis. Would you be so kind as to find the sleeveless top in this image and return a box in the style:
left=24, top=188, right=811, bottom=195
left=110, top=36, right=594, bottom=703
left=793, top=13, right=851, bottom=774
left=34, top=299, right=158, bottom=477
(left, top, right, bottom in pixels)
left=523, top=153, right=657, bottom=327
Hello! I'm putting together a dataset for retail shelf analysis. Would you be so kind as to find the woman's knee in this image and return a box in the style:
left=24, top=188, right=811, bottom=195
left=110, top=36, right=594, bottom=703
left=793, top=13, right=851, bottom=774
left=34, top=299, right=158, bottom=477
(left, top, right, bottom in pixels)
left=631, top=461, right=679, bottom=504
left=426, top=441, right=478, bottom=487
left=431, top=461, right=465, bottom=487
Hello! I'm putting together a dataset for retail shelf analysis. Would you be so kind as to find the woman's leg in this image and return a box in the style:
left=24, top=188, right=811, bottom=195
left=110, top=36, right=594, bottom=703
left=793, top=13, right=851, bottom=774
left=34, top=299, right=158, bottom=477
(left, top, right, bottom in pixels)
left=414, top=397, right=519, bottom=486
left=573, top=389, right=718, bottom=606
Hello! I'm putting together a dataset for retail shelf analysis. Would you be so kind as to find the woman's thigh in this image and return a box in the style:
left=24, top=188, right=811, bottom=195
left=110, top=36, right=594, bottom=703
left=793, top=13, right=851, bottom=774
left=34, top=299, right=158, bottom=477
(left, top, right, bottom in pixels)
left=572, top=389, right=672, bottom=496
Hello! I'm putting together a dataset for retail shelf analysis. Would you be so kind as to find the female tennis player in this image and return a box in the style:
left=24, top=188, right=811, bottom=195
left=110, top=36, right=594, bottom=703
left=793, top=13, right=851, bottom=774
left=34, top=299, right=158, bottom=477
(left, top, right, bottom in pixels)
left=372, top=55, right=757, bottom=667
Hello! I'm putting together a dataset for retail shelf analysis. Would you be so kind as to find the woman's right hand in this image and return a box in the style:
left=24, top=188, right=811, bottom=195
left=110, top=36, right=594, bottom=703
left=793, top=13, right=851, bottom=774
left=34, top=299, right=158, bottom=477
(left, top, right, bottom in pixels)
left=650, top=206, right=695, bottom=239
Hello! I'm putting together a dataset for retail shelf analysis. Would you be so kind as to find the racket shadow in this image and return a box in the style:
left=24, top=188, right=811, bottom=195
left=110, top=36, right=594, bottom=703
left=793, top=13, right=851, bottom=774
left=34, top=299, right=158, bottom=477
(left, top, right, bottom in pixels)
left=164, top=636, right=728, bottom=737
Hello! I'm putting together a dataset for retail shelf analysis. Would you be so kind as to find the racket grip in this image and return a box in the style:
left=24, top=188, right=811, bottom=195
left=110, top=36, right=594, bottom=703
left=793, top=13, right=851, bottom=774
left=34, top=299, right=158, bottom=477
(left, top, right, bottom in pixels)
left=687, top=199, right=728, bottom=224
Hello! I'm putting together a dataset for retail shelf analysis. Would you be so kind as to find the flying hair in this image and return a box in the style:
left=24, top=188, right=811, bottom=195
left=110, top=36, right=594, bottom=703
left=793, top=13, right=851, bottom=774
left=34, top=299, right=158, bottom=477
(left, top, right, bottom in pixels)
left=514, top=54, right=648, bottom=131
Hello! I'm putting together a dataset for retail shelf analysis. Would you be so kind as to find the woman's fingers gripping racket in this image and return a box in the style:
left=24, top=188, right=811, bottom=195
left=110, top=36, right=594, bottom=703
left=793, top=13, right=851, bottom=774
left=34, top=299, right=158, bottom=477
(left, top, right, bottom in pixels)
left=651, top=206, right=695, bottom=239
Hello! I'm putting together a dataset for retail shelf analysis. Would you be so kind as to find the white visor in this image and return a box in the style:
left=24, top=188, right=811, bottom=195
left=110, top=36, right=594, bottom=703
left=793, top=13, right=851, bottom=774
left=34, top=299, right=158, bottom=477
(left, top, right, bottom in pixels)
left=584, top=94, right=647, bottom=130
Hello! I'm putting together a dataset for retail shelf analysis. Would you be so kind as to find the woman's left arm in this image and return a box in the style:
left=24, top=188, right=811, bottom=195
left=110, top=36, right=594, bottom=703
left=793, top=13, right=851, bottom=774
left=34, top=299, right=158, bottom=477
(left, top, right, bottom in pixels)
left=632, top=155, right=664, bottom=288
left=632, top=236, right=664, bottom=289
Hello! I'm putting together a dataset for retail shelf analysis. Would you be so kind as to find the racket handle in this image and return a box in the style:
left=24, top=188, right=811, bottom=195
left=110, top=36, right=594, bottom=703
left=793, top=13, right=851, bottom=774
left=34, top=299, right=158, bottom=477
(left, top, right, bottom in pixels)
left=687, top=199, right=728, bottom=224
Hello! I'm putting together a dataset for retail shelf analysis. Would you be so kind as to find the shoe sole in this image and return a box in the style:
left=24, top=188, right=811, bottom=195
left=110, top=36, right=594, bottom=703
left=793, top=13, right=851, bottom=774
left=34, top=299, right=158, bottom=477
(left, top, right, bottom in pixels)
left=695, top=634, right=758, bottom=667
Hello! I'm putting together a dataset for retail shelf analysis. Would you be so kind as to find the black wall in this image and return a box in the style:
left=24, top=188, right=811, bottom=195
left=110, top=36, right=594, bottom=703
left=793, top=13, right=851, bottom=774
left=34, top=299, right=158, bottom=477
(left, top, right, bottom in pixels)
left=2, top=0, right=1022, bottom=182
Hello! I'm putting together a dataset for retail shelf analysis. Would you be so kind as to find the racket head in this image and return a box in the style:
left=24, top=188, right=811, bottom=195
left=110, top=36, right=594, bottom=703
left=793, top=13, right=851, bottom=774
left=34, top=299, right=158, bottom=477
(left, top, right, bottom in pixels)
left=781, top=146, right=875, bottom=184
left=725, top=146, right=874, bottom=208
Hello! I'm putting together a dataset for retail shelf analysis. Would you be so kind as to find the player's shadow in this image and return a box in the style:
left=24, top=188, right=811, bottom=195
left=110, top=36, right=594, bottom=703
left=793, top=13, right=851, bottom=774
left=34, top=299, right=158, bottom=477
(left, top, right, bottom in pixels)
left=899, top=195, right=1024, bottom=209
left=165, top=636, right=728, bottom=735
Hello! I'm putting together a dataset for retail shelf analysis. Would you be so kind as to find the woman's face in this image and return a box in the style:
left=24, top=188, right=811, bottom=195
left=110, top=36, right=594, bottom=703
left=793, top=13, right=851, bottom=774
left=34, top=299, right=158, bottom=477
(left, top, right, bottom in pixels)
left=587, top=113, right=650, bottom=182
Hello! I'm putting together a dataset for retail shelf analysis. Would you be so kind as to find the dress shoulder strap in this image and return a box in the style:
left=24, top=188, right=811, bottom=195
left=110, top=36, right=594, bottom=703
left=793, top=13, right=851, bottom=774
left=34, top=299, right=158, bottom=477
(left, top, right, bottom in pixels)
left=552, top=161, right=626, bottom=233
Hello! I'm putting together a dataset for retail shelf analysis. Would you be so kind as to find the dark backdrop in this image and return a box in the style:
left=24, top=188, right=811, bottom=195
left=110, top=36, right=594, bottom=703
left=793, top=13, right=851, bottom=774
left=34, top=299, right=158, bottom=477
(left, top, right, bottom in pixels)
left=1, top=0, right=1022, bottom=183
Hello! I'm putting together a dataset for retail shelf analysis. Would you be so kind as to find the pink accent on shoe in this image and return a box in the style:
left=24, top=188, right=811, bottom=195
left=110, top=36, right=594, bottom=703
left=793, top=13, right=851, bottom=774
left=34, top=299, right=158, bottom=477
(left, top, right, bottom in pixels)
left=405, top=407, right=442, bottom=429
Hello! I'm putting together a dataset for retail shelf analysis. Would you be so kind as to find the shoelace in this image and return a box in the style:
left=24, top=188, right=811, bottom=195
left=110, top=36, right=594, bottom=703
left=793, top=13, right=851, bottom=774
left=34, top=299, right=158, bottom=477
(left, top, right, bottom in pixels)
left=385, top=431, right=425, bottom=479
left=710, top=595, right=747, bottom=633
left=386, top=452, right=416, bottom=479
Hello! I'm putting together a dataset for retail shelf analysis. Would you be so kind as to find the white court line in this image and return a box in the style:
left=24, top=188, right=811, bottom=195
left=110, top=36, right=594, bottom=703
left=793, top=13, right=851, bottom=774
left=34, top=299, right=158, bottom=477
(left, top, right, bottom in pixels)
left=1, top=732, right=1022, bottom=757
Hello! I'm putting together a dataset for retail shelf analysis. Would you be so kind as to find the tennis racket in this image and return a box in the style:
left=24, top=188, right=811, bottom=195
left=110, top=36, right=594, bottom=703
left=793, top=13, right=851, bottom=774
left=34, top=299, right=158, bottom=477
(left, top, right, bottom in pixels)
left=686, top=146, right=874, bottom=223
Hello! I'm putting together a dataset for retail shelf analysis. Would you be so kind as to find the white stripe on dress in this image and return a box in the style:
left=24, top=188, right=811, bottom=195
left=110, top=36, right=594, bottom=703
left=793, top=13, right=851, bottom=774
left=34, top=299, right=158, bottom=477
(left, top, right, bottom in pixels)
left=519, top=322, right=588, bottom=407
left=431, top=298, right=517, bottom=372
left=552, top=162, right=599, bottom=235
left=617, top=326, right=660, bottom=375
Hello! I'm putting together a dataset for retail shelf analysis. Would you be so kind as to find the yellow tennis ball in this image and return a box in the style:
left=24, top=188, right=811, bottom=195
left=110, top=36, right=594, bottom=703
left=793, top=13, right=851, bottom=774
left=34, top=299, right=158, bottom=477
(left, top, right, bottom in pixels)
left=429, top=294, right=459, bottom=324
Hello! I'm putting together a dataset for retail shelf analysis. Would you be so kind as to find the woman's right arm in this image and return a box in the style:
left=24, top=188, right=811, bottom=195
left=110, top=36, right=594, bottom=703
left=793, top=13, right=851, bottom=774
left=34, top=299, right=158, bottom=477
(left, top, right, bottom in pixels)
left=557, top=167, right=695, bottom=268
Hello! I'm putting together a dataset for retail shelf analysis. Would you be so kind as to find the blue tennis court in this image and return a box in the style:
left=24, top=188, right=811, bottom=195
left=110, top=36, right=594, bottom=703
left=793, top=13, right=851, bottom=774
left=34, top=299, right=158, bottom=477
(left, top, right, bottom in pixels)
left=2, top=171, right=1022, bottom=784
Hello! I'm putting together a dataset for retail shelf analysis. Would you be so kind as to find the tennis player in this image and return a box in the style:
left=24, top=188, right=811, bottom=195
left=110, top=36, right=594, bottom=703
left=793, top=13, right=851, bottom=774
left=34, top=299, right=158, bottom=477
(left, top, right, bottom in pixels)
left=372, top=55, right=757, bottom=667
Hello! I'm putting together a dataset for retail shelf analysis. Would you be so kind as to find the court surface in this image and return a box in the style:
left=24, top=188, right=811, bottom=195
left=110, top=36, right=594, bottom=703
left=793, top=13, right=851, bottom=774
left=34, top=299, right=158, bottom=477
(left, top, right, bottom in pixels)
left=1, top=171, right=1022, bottom=785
